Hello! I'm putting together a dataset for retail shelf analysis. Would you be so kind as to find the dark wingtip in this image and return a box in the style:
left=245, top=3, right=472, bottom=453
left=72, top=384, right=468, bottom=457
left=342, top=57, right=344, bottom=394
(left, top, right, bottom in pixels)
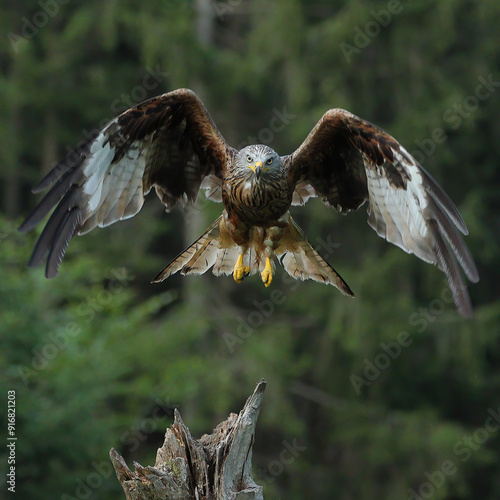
left=18, top=219, right=32, bottom=233
left=421, top=166, right=469, bottom=236
left=468, top=268, right=480, bottom=284
left=32, top=183, right=47, bottom=195
left=45, top=208, right=81, bottom=279
left=45, top=267, right=59, bottom=279
left=453, top=279, right=474, bottom=319
left=429, top=219, right=475, bottom=318
left=426, top=196, right=479, bottom=285
left=31, top=134, right=97, bottom=195
left=459, top=304, right=474, bottom=319
left=454, top=287, right=474, bottom=318
left=151, top=267, right=169, bottom=283
left=341, top=280, right=355, bottom=298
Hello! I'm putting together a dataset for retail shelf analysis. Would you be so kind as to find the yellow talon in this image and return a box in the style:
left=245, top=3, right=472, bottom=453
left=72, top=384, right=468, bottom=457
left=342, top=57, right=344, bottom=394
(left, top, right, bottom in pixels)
left=261, top=257, right=273, bottom=287
left=233, top=254, right=251, bottom=283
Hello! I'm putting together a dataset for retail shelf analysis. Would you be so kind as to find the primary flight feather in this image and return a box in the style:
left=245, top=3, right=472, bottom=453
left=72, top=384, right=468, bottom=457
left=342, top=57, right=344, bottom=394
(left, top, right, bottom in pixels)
left=19, top=88, right=479, bottom=316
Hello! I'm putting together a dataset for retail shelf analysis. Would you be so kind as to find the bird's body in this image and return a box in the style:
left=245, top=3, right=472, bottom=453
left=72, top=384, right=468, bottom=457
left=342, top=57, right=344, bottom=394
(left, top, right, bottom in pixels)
left=19, top=88, right=478, bottom=315
left=158, top=143, right=347, bottom=291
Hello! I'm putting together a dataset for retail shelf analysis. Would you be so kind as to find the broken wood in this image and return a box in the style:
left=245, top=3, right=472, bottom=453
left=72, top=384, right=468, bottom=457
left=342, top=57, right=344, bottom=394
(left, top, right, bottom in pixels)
left=110, top=379, right=266, bottom=499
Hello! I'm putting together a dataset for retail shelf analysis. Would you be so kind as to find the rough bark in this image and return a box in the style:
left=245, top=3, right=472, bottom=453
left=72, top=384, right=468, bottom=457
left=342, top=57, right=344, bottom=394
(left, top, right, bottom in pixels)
left=110, top=379, right=266, bottom=500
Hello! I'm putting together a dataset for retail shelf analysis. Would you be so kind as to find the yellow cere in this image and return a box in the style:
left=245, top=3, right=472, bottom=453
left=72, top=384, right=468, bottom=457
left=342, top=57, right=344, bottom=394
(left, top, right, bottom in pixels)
left=248, top=160, right=269, bottom=173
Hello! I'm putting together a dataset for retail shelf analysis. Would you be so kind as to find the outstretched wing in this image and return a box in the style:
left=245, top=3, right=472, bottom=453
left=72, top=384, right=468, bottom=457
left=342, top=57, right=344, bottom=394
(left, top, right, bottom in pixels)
left=285, top=108, right=479, bottom=317
left=19, top=88, right=235, bottom=278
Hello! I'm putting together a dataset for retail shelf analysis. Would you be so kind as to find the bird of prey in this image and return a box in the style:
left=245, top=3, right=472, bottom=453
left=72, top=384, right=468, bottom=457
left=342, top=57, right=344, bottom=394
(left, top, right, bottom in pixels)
left=19, top=88, right=478, bottom=316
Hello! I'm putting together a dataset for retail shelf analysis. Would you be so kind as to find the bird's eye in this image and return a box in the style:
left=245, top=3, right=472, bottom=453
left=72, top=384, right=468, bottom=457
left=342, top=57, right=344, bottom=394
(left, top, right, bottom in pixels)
left=246, top=155, right=252, bottom=163
left=266, top=157, right=273, bottom=165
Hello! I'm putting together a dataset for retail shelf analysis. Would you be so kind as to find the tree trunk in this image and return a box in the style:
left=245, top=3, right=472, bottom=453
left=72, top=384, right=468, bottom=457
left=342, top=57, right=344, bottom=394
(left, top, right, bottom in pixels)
left=110, top=379, right=266, bottom=500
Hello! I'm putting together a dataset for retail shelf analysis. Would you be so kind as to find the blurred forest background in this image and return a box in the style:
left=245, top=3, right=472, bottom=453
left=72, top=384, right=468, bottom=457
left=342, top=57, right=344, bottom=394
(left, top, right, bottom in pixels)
left=1, top=0, right=500, bottom=498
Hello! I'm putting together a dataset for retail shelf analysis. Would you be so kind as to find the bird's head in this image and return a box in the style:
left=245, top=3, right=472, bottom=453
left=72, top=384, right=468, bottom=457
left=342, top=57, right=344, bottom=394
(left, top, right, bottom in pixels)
left=236, top=145, right=281, bottom=180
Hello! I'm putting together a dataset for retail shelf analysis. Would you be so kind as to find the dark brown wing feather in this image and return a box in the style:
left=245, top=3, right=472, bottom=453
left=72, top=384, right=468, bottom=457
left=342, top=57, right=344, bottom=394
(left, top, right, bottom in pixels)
left=19, top=88, right=235, bottom=278
left=285, top=108, right=478, bottom=316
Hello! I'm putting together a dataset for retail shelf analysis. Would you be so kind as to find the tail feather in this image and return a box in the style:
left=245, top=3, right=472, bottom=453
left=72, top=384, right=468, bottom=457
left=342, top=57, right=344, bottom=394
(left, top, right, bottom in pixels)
left=212, top=247, right=240, bottom=276
left=180, top=238, right=219, bottom=275
left=152, top=216, right=221, bottom=282
left=153, top=212, right=353, bottom=298
left=279, top=217, right=354, bottom=297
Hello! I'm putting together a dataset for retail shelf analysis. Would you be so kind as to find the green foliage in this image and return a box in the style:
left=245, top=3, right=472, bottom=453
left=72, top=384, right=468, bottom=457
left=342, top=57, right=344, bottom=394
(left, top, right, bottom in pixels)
left=1, top=1, right=500, bottom=499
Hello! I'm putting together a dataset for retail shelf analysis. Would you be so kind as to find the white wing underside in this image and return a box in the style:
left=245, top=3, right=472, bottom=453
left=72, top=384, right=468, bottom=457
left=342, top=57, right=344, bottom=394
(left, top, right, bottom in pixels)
left=288, top=128, right=478, bottom=316
left=77, top=127, right=224, bottom=236
left=79, top=127, right=151, bottom=234
left=364, top=149, right=436, bottom=265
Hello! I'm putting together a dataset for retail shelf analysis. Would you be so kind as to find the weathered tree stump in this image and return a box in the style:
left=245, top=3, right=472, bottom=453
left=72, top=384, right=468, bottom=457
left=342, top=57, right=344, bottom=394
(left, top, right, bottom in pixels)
left=110, top=379, right=266, bottom=499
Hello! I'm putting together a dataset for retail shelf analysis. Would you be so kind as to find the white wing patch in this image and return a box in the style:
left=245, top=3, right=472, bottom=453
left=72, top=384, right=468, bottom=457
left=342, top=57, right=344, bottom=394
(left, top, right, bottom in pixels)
left=285, top=107, right=478, bottom=315
left=365, top=148, right=437, bottom=265
left=20, top=88, right=232, bottom=280
left=82, top=141, right=115, bottom=203
left=78, top=128, right=150, bottom=234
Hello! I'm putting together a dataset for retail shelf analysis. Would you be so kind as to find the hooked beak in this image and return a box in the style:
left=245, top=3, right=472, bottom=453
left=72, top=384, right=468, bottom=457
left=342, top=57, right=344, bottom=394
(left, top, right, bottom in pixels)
left=251, top=161, right=263, bottom=179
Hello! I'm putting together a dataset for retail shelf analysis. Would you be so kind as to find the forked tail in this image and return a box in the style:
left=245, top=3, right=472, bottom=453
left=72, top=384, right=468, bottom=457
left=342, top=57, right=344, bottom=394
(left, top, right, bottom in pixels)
left=152, top=216, right=223, bottom=282
left=277, top=215, right=354, bottom=297
left=153, top=213, right=354, bottom=298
